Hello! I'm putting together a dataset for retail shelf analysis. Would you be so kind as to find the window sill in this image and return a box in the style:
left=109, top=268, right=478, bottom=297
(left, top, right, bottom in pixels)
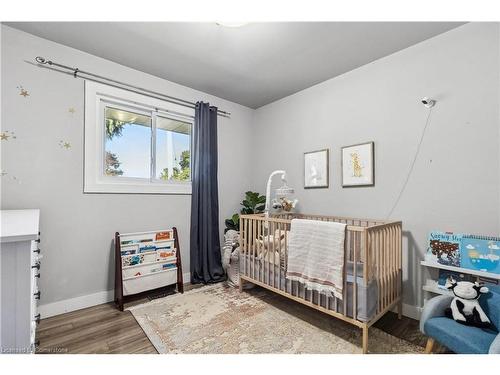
left=84, top=180, right=192, bottom=195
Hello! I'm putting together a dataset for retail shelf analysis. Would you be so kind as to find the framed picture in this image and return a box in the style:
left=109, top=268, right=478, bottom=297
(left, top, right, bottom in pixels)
left=341, top=142, right=375, bottom=187
left=304, top=149, right=329, bottom=189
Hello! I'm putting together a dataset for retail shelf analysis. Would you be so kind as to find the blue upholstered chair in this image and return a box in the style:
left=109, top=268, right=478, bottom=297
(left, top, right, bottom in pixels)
left=420, top=284, right=500, bottom=354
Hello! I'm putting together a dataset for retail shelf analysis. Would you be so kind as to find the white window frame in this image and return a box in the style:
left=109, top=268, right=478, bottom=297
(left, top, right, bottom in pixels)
left=84, top=81, right=194, bottom=194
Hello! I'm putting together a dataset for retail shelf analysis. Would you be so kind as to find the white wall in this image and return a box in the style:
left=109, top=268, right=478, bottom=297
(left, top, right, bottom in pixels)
left=0, top=25, right=254, bottom=315
left=251, top=22, right=500, bottom=313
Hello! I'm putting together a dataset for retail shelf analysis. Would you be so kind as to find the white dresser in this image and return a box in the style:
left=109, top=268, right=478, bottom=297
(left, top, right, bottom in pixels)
left=0, top=209, right=41, bottom=354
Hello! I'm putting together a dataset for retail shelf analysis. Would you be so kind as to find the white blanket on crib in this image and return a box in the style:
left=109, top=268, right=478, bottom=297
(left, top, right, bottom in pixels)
left=286, top=219, right=346, bottom=300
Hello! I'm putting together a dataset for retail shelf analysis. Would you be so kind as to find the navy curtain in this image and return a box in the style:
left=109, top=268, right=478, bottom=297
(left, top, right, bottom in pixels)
left=190, top=102, right=226, bottom=284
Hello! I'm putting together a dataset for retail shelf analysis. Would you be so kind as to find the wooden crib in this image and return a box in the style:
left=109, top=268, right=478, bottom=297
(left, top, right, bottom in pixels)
left=239, top=213, right=402, bottom=354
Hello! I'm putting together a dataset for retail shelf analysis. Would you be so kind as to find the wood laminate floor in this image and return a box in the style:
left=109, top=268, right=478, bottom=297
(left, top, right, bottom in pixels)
left=36, top=285, right=447, bottom=354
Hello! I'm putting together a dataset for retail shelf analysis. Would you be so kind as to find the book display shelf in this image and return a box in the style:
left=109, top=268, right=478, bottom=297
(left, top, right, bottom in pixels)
left=114, top=227, right=183, bottom=310
left=422, top=231, right=500, bottom=299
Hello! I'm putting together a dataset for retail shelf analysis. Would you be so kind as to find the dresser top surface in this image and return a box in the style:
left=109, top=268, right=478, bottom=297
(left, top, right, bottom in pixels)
left=0, top=209, right=40, bottom=243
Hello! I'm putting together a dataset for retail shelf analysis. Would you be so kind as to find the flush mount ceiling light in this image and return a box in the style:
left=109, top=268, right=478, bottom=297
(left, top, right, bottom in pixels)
left=215, top=22, right=249, bottom=28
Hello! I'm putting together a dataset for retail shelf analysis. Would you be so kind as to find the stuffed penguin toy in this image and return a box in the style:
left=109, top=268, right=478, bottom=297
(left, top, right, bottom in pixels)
left=444, top=280, right=492, bottom=329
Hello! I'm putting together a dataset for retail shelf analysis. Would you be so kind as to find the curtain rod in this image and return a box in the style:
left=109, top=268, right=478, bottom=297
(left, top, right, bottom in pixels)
left=34, top=56, right=231, bottom=118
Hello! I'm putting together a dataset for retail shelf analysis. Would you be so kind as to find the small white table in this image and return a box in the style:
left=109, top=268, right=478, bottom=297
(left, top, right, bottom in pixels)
left=0, top=209, right=41, bottom=354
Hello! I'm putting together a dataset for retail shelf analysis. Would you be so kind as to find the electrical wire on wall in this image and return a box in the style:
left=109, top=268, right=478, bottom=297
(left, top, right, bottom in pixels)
left=386, top=99, right=436, bottom=219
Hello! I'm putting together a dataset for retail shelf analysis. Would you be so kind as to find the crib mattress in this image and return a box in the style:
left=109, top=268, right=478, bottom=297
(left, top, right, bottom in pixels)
left=240, top=256, right=378, bottom=322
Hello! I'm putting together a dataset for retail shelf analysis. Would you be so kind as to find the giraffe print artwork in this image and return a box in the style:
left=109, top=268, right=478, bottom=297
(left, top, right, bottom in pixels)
left=342, top=142, right=374, bottom=187
left=350, top=152, right=364, bottom=177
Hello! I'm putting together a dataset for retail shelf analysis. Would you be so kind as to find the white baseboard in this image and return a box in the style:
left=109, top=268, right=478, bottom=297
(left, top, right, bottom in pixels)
left=38, top=289, right=115, bottom=318
left=39, top=272, right=191, bottom=318
left=399, top=303, right=422, bottom=320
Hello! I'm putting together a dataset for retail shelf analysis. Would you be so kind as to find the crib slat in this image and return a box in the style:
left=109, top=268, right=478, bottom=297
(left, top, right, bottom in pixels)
left=273, top=221, right=277, bottom=288
left=384, top=228, right=388, bottom=310
left=266, top=220, right=270, bottom=285
left=278, top=223, right=282, bottom=291
left=379, top=228, right=384, bottom=311
left=285, top=222, right=289, bottom=293
left=389, top=226, right=396, bottom=303
left=383, top=228, right=391, bottom=307
left=245, top=217, right=248, bottom=276
left=261, top=220, right=265, bottom=284
left=382, top=229, right=386, bottom=311
left=388, top=227, right=392, bottom=307
left=246, top=218, right=249, bottom=276
left=252, top=219, right=256, bottom=280
left=353, top=230, right=358, bottom=321
left=377, top=230, right=382, bottom=312
left=386, top=226, right=391, bottom=306
left=242, top=216, right=246, bottom=277
left=361, top=230, right=370, bottom=287
left=390, top=226, right=394, bottom=305
left=270, top=220, right=274, bottom=287
left=398, top=225, right=402, bottom=301
left=383, top=227, right=388, bottom=309
left=343, top=228, right=348, bottom=316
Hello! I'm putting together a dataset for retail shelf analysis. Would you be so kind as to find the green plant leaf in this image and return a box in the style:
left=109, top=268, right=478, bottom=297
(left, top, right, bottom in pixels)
left=231, top=213, right=240, bottom=225
left=224, top=214, right=240, bottom=233
left=255, top=204, right=265, bottom=212
left=239, top=191, right=266, bottom=215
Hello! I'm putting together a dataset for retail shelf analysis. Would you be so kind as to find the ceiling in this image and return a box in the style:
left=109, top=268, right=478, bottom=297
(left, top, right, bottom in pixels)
left=6, top=22, right=464, bottom=108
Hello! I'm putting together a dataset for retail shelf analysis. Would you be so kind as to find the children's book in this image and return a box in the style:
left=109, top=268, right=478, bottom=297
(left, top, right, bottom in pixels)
left=460, top=235, right=500, bottom=274
left=437, top=269, right=471, bottom=289
left=426, top=231, right=462, bottom=267
left=156, top=231, right=172, bottom=241
left=120, top=248, right=137, bottom=256
left=120, top=244, right=139, bottom=256
left=139, top=244, right=156, bottom=253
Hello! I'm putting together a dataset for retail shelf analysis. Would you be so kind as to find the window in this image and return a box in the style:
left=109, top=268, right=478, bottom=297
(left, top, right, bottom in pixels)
left=155, top=116, right=192, bottom=182
left=104, top=106, right=152, bottom=179
left=84, top=82, right=194, bottom=194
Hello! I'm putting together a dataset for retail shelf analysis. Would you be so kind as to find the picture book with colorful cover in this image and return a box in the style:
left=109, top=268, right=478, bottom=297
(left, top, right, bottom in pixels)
left=460, top=235, right=500, bottom=274
left=437, top=269, right=471, bottom=289
left=426, top=231, right=462, bottom=267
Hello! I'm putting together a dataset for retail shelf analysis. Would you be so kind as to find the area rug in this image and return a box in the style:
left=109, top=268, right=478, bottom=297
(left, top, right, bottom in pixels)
left=128, top=284, right=423, bottom=354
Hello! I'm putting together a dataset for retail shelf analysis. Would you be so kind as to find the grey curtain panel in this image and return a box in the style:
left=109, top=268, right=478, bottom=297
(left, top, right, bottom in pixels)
left=190, top=102, right=226, bottom=284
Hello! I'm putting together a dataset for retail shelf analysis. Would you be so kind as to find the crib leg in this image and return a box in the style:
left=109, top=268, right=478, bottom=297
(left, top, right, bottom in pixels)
left=239, top=278, right=244, bottom=292
left=362, top=326, right=369, bottom=354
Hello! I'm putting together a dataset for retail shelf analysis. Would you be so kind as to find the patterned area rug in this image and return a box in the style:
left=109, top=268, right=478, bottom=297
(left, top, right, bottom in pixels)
left=128, top=284, right=423, bottom=354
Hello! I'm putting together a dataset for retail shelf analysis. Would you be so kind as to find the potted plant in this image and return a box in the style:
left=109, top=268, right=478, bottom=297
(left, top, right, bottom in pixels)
left=224, top=191, right=266, bottom=233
